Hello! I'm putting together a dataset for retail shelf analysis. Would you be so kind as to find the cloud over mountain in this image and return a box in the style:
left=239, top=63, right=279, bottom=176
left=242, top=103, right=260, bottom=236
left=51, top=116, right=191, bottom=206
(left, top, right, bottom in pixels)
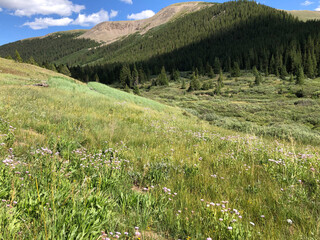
left=127, top=10, right=155, bottom=20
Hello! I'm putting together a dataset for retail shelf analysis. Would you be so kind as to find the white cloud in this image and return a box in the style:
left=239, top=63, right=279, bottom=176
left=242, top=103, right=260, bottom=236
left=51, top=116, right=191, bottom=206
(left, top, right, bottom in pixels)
left=301, top=0, right=314, bottom=6
left=73, top=9, right=117, bottom=27
left=120, top=0, right=133, bottom=4
left=127, top=10, right=155, bottom=20
left=23, top=17, right=73, bottom=30
left=22, top=9, right=118, bottom=29
left=0, top=0, right=85, bottom=17
left=0, top=8, right=2, bottom=12
left=110, top=10, right=118, bottom=18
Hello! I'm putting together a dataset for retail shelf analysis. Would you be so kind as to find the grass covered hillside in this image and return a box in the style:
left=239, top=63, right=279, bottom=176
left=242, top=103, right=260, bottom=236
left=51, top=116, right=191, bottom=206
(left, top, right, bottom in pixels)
left=0, top=58, right=319, bottom=239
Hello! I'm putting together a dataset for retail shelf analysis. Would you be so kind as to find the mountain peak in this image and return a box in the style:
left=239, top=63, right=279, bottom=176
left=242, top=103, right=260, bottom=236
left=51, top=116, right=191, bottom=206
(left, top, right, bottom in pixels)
left=80, top=1, right=213, bottom=44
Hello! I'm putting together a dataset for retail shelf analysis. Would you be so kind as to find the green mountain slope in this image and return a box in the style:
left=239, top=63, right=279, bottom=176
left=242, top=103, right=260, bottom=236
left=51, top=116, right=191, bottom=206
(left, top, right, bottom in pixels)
left=2, top=1, right=320, bottom=84
left=0, top=31, right=98, bottom=65
left=0, top=59, right=320, bottom=239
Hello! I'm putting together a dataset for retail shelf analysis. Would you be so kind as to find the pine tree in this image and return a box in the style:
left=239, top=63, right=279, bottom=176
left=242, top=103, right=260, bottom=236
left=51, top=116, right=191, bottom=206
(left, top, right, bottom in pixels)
left=27, top=56, right=37, bottom=66
left=289, top=74, right=294, bottom=83
left=280, top=65, right=287, bottom=80
left=296, top=66, right=305, bottom=85
left=213, top=57, right=221, bottom=74
left=254, top=73, right=262, bottom=85
left=133, top=85, right=140, bottom=95
left=231, top=62, right=241, bottom=77
left=188, top=72, right=201, bottom=91
left=15, top=50, right=23, bottom=63
left=138, top=68, right=147, bottom=84
left=157, top=66, right=169, bottom=86
left=94, top=73, right=100, bottom=82
left=57, top=65, right=71, bottom=76
left=132, top=64, right=139, bottom=86
left=181, top=79, right=186, bottom=89
left=217, top=69, right=224, bottom=88
left=120, top=65, right=132, bottom=88
left=173, top=69, right=180, bottom=82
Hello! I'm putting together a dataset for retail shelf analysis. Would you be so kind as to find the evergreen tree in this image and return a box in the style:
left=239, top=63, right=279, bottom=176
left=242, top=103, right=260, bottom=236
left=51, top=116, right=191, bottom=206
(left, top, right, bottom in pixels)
left=132, top=64, right=139, bottom=86
left=133, top=85, right=140, bottom=95
left=5, top=55, right=12, bottom=60
left=231, top=62, right=241, bottom=77
left=252, top=66, right=259, bottom=77
left=173, top=69, right=180, bottom=82
left=213, top=57, right=221, bottom=74
left=15, top=50, right=23, bottom=63
left=181, top=79, right=186, bottom=89
left=57, top=65, right=71, bottom=76
left=94, top=73, right=100, bottom=82
left=157, top=66, right=169, bottom=86
left=120, top=65, right=132, bottom=88
left=138, top=68, right=147, bottom=84
left=27, top=56, right=37, bottom=66
left=280, top=65, right=288, bottom=80
left=289, top=74, right=294, bottom=83
left=296, top=66, right=305, bottom=85
left=188, top=72, right=201, bottom=91
left=217, top=69, right=224, bottom=88
left=254, top=73, right=262, bottom=85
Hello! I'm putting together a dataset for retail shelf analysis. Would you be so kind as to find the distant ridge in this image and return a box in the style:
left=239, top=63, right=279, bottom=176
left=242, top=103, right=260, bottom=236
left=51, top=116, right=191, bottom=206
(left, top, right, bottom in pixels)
left=80, top=2, right=213, bottom=44
left=287, top=10, right=320, bottom=21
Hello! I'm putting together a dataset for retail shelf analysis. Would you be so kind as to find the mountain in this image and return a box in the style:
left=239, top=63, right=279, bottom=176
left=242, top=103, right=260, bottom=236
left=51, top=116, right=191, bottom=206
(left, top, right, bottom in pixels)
left=1, top=1, right=320, bottom=85
left=80, top=2, right=212, bottom=44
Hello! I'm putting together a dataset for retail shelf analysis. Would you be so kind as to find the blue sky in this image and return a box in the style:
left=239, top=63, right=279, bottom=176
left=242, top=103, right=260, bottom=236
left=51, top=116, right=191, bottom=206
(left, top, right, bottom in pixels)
left=0, top=0, right=319, bottom=45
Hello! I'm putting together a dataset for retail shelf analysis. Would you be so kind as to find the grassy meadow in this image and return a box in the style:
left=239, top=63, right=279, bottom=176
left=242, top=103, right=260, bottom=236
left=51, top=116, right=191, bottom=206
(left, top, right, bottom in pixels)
left=0, top=58, right=319, bottom=239
left=138, top=71, right=320, bottom=145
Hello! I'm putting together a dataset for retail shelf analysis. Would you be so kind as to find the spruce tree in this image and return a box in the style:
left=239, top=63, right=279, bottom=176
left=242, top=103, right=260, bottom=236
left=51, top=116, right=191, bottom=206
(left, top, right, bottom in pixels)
left=181, top=79, right=186, bottom=89
left=157, top=66, right=169, bottom=86
left=296, top=66, right=305, bottom=85
left=15, top=50, right=23, bottom=63
left=231, top=62, right=241, bottom=77
left=133, top=85, right=140, bottom=95
left=132, top=64, right=139, bottom=86
left=173, top=69, right=180, bottom=82
left=213, top=57, right=221, bottom=74
left=188, top=72, right=201, bottom=91
left=94, top=73, right=100, bottom=82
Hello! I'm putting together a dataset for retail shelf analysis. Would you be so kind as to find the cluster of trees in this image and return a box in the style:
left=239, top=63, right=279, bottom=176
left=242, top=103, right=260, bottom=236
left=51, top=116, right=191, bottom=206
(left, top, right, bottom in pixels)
left=7, top=49, right=72, bottom=77
left=0, top=32, right=98, bottom=65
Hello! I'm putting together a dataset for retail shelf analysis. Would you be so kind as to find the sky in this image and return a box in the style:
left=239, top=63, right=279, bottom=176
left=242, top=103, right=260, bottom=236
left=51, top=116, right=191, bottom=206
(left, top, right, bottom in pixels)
left=0, top=0, right=319, bottom=45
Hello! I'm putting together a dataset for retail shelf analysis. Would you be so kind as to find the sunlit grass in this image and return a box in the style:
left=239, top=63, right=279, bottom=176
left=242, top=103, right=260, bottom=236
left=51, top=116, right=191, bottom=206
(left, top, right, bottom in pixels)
left=0, top=60, right=319, bottom=239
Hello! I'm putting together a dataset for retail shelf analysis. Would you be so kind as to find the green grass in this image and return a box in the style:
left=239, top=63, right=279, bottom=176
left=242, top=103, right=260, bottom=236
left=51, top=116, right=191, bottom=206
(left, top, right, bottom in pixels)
left=138, top=72, right=320, bottom=145
left=0, top=59, right=319, bottom=239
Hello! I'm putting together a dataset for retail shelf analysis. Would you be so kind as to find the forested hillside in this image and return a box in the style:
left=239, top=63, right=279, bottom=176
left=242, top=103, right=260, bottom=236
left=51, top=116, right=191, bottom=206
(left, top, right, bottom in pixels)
left=2, top=1, right=320, bottom=85
left=0, top=31, right=98, bottom=64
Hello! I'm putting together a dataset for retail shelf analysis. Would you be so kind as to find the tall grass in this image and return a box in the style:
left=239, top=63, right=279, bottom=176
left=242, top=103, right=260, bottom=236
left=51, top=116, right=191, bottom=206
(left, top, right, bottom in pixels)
left=0, top=68, right=319, bottom=239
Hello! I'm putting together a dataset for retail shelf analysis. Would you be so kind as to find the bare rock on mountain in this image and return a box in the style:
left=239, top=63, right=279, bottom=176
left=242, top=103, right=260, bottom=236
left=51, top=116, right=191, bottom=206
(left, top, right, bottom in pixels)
left=79, top=2, right=213, bottom=44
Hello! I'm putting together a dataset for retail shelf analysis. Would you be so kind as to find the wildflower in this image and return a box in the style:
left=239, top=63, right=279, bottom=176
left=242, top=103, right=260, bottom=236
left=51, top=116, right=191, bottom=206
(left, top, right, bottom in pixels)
left=219, top=218, right=223, bottom=221
left=135, top=227, right=139, bottom=230
left=135, top=231, right=141, bottom=237
left=227, top=227, right=232, bottom=230
left=287, top=219, right=293, bottom=224
left=261, top=215, right=265, bottom=218
left=250, top=222, right=255, bottom=226
left=207, top=238, right=212, bottom=240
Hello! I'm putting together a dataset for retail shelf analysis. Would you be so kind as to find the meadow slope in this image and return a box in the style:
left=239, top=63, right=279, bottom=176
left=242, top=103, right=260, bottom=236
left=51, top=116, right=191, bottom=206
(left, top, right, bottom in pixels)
left=0, top=58, right=319, bottom=239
